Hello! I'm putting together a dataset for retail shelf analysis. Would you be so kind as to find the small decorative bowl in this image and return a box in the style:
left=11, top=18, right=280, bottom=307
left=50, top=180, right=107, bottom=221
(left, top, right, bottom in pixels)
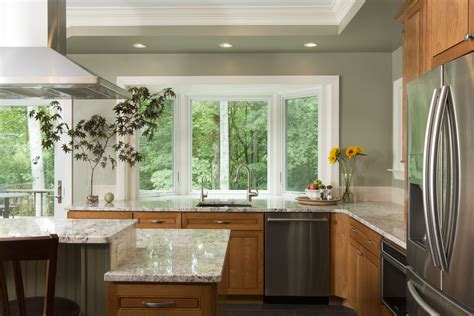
left=305, top=189, right=320, bottom=200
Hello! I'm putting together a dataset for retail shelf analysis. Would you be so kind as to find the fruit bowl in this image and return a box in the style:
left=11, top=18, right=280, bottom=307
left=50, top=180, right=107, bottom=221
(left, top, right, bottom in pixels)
left=305, top=189, right=320, bottom=200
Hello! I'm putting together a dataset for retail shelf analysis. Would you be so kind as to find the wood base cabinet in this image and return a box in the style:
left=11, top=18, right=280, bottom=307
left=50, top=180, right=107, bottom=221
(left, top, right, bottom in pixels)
left=107, top=283, right=217, bottom=316
left=182, top=213, right=264, bottom=296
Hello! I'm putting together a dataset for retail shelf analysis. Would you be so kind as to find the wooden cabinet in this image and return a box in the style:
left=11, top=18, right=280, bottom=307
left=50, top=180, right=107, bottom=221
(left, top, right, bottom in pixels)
left=133, top=212, right=181, bottom=229
left=346, top=221, right=381, bottom=316
left=68, top=211, right=133, bottom=219
left=330, top=213, right=350, bottom=298
left=182, top=213, right=264, bottom=296
left=431, top=0, right=468, bottom=55
left=107, top=283, right=217, bottom=316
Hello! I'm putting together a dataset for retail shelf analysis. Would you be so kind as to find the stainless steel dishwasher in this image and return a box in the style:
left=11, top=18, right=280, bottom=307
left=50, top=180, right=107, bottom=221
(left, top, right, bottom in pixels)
left=265, top=212, right=330, bottom=300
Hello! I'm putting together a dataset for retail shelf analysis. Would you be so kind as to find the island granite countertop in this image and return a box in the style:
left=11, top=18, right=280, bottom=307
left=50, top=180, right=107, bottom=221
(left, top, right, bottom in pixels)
left=0, top=217, right=137, bottom=244
left=69, top=196, right=406, bottom=249
left=104, top=228, right=230, bottom=283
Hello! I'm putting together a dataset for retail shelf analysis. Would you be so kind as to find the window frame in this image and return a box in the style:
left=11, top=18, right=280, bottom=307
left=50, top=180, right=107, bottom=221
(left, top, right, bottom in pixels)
left=115, top=76, right=339, bottom=200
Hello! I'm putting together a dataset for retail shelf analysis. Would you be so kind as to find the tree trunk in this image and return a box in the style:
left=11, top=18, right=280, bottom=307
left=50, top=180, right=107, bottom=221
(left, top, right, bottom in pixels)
left=219, top=101, right=229, bottom=190
left=27, top=106, right=45, bottom=216
left=211, top=113, right=220, bottom=189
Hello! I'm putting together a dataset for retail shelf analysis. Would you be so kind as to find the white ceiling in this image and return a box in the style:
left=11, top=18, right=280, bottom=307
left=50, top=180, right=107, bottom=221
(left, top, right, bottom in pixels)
left=68, top=0, right=335, bottom=8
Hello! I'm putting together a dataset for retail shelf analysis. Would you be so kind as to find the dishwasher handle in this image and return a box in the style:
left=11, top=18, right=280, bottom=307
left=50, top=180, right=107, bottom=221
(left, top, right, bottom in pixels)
left=267, top=217, right=328, bottom=223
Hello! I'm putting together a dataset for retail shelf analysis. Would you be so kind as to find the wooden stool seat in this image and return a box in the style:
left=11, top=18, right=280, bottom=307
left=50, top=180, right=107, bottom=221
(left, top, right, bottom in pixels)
left=8, top=297, right=79, bottom=316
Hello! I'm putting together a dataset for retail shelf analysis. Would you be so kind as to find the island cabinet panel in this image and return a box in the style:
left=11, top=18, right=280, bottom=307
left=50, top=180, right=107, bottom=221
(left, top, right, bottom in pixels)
left=68, top=211, right=133, bottom=219
left=346, top=221, right=381, bottom=316
left=330, top=213, right=350, bottom=298
left=107, top=283, right=217, bottom=316
left=133, top=212, right=182, bottom=229
left=182, top=213, right=264, bottom=295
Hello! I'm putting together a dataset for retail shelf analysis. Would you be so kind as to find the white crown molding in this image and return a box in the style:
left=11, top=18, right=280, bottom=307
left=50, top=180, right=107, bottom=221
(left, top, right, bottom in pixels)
left=67, top=2, right=364, bottom=31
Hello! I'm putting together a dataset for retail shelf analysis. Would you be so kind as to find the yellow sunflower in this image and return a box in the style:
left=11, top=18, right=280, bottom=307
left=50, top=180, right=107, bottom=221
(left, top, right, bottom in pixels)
left=346, top=146, right=357, bottom=159
left=328, top=153, right=337, bottom=165
left=355, top=146, right=364, bottom=154
left=330, top=146, right=341, bottom=156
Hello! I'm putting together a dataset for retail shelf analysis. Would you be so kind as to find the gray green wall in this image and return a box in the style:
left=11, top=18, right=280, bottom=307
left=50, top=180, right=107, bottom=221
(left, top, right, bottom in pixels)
left=69, top=52, right=394, bottom=202
left=391, top=46, right=405, bottom=189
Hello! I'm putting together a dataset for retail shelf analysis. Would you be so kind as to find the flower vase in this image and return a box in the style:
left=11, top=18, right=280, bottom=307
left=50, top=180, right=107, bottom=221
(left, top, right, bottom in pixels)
left=342, top=172, right=354, bottom=203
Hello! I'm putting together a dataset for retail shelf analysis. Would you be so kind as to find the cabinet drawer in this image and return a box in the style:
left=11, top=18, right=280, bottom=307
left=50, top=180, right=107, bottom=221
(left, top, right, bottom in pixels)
left=68, top=211, right=133, bottom=219
left=120, top=297, right=199, bottom=309
left=134, top=212, right=181, bottom=228
left=349, top=219, right=381, bottom=256
left=182, top=213, right=263, bottom=231
left=107, top=283, right=216, bottom=316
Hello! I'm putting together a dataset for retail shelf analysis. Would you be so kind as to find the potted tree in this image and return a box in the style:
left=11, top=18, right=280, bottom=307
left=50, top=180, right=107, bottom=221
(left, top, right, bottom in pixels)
left=30, top=87, right=175, bottom=204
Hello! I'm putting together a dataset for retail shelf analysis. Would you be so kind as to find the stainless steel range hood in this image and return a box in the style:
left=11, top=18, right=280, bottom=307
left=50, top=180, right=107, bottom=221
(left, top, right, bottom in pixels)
left=0, top=0, right=130, bottom=99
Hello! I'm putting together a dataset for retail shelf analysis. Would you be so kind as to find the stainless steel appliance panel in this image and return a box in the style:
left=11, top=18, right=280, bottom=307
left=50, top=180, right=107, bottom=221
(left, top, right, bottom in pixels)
left=264, top=212, right=329, bottom=297
left=407, top=67, right=443, bottom=289
left=407, top=268, right=472, bottom=316
left=381, top=241, right=407, bottom=316
left=440, top=53, right=474, bottom=311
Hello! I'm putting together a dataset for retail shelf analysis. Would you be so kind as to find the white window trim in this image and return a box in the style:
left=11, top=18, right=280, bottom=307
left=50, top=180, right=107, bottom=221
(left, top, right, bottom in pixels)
left=388, top=77, right=404, bottom=180
left=115, top=76, right=339, bottom=200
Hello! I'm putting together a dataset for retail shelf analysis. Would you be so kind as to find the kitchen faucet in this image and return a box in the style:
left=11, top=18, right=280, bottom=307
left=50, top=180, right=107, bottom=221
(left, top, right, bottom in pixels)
left=234, top=164, right=259, bottom=202
left=200, top=176, right=208, bottom=203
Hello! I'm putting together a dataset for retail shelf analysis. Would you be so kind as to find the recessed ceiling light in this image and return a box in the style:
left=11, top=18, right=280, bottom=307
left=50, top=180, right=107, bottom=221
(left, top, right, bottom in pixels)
left=219, top=43, right=233, bottom=48
left=304, top=42, right=318, bottom=48
left=133, top=43, right=147, bottom=49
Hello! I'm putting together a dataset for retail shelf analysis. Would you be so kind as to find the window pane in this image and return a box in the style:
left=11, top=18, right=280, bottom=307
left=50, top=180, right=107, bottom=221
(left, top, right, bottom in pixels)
left=286, top=96, right=318, bottom=191
left=139, top=101, right=174, bottom=192
left=229, top=101, right=267, bottom=190
left=192, top=100, right=268, bottom=191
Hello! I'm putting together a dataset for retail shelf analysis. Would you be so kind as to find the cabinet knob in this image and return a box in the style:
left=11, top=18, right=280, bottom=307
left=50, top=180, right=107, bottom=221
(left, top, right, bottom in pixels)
left=367, top=239, right=374, bottom=244
left=351, top=227, right=357, bottom=232
left=356, top=251, right=363, bottom=257
left=464, top=33, right=474, bottom=41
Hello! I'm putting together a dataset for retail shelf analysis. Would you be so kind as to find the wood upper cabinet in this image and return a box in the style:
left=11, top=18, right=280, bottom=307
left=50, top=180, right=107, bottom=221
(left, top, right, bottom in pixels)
left=431, top=0, right=469, bottom=56
left=182, top=213, right=264, bottom=296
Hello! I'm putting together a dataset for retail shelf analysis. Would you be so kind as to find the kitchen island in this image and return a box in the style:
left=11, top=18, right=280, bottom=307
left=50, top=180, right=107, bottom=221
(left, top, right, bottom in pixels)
left=0, top=217, right=137, bottom=316
left=105, top=229, right=230, bottom=315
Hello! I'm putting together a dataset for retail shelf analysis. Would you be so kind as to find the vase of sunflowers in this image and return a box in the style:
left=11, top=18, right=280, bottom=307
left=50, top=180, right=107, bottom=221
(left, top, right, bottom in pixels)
left=328, top=146, right=366, bottom=203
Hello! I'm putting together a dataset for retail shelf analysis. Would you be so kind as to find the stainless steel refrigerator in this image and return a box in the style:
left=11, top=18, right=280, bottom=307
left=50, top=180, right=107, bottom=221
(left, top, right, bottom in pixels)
left=407, top=53, right=474, bottom=315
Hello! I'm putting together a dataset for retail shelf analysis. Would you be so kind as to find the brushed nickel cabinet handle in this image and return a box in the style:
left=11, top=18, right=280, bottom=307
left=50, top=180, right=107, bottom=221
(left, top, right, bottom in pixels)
left=351, top=227, right=357, bottom=232
left=214, top=220, right=231, bottom=224
left=143, top=301, right=176, bottom=308
left=150, top=219, right=166, bottom=224
left=464, top=33, right=474, bottom=41
left=367, top=239, right=374, bottom=244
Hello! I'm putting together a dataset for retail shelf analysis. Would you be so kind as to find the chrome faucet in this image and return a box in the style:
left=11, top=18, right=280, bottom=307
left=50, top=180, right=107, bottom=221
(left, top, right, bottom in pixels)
left=200, top=176, right=208, bottom=203
left=234, top=164, right=259, bottom=202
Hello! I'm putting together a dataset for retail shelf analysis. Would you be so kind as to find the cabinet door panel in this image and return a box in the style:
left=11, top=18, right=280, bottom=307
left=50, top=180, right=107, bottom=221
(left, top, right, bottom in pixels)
left=347, top=240, right=362, bottom=314
left=220, top=231, right=264, bottom=295
left=330, top=214, right=349, bottom=298
left=362, top=250, right=381, bottom=316
left=432, top=0, right=469, bottom=56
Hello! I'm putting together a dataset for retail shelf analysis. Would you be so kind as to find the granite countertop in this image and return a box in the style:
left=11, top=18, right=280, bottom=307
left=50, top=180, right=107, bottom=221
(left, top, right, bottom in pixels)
left=104, top=228, right=230, bottom=283
left=70, top=196, right=406, bottom=249
left=0, top=217, right=137, bottom=244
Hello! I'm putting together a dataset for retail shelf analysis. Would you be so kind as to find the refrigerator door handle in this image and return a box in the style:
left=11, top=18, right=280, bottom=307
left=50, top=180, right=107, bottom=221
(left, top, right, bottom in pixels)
left=407, top=280, right=441, bottom=316
left=422, top=88, right=442, bottom=268
left=444, top=86, right=460, bottom=271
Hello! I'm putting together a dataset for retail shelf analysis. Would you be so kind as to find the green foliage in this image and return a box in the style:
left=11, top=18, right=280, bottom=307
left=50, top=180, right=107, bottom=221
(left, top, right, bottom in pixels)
left=286, top=96, right=318, bottom=191
left=0, top=106, right=54, bottom=190
left=30, top=87, right=175, bottom=195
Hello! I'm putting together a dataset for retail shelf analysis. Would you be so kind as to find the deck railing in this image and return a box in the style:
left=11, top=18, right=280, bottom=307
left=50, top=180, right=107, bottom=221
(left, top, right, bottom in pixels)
left=5, top=189, right=55, bottom=217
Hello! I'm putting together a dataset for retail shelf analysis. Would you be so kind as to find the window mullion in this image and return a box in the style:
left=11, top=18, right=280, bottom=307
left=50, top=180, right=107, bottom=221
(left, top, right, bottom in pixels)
left=219, top=100, right=230, bottom=190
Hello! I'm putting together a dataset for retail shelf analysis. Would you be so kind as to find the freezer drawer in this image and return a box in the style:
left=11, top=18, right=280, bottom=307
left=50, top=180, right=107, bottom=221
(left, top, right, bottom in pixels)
left=264, top=212, right=329, bottom=297
left=407, top=268, right=473, bottom=316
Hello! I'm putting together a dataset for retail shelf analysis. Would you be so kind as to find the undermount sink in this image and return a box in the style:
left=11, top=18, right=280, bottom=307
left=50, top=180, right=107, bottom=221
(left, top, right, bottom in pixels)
left=196, top=201, right=252, bottom=208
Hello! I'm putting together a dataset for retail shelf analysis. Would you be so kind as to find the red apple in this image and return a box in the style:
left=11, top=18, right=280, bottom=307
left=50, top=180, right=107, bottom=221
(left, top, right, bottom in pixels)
left=308, top=184, right=317, bottom=190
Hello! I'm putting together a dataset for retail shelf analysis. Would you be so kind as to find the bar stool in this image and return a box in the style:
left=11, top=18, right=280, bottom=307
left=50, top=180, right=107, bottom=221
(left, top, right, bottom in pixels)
left=0, top=234, right=80, bottom=316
